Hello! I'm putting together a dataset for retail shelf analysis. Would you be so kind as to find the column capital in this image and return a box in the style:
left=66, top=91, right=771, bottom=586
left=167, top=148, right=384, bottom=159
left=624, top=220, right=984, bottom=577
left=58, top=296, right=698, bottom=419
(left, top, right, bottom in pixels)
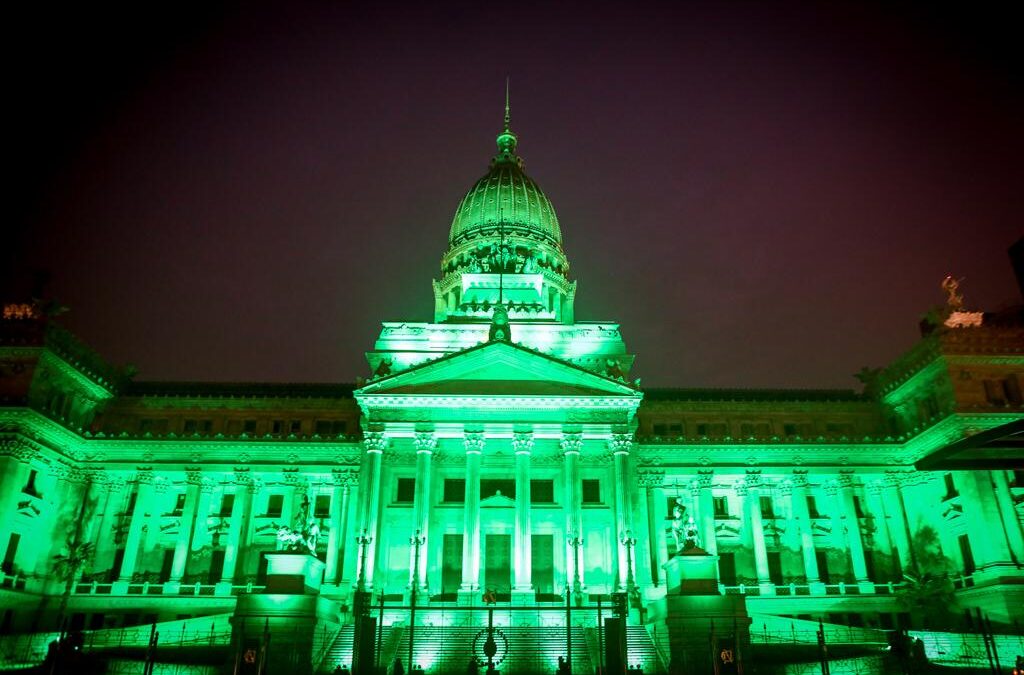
left=559, top=433, right=583, bottom=455
left=281, top=468, right=306, bottom=487
left=837, top=470, right=856, bottom=489
left=734, top=481, right=749, bottom=497
left=332, top=468, right=358, bottom=488
left=697, top=469, right=714, bottom=489
left=463, top=432, right=486, bottom=454
left=823, top=481, right=839, bottom=497
left=866, top=481, right=884, bottom=496
left=363, top=431, right=388, bottom=454
left=745, top=470, right=763, bottom=489
left=135, top=468, right=155, bottom=485
left=199, top=478, right=216, bottom=494
left=884, top=469, right=913, bottom=488
left=512, top=432, right=534, bottom=455
left=637, top=469, right=665, bottom=489
left=413, top=431, right=437, bottom=454
left=0, top=439, right=38, bottom=463
left=791, top=470, right=810, bottom=488
left=778, top=480, right=793, bottom=497
left=185, top=468, right=204, bottom=485
left=609, top=433, right=633, bottom=455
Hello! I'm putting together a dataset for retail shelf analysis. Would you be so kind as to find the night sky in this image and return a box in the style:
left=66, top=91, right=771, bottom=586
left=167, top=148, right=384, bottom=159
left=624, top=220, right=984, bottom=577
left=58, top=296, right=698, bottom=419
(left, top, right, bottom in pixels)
left=6, top=2, right=1023, bottom=389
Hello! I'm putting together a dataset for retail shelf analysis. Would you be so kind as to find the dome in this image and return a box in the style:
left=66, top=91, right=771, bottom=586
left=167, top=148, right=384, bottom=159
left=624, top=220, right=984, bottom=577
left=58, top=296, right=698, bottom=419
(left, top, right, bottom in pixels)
left=448, top=130, right=562, bottom=247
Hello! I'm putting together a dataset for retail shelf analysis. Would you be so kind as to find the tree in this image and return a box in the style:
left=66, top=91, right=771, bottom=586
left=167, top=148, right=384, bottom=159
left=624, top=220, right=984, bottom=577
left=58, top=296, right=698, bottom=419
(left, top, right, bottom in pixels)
left=897, top=525, right=956, bottom=629
left=52, top=540, right=94, bottom=630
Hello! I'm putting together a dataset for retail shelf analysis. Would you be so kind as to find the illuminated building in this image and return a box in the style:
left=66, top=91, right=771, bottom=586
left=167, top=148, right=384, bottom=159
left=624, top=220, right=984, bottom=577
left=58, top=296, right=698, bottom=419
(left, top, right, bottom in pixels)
left=0, top=108, right=1022, bottom=674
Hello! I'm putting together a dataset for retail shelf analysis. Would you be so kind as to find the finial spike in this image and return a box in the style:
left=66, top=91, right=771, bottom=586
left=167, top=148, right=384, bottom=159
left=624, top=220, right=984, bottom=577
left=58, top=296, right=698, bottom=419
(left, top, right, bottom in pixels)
left=504, top=76, right=511, bottom=131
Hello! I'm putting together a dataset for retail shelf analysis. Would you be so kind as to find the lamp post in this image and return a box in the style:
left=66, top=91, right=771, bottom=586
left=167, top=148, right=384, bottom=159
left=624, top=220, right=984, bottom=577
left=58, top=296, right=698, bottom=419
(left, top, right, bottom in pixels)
left=567, top=534, right=584, bottom=606
left=355, top=529, right=373, bottom=593
left=408, top=529, right=426, bottom=671
left=353, top=530, right=373, bottom=675
left=621, top=530, right=637, bottom=593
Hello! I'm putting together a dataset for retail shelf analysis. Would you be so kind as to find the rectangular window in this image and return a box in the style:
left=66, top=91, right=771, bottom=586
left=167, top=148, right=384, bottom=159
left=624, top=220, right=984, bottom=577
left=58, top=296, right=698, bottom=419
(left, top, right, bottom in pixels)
left=396, top=478, right=416, bottom=503
left=581, top=479, right=601, bottom=504
left=2, top=533, right=20, bottom=575
left=816, top=550, right=831, bottom=584
left=531, top=480, right=554, bottom=503
left=183, top=419, right=212, bottom=434
left=825, top=423, right=855, bottom=437
left=652, top=423, right=667, bottom=436
left=271, top=420, right=285, bottom=435
left=266, top=494, right=284, bottom=518
left=806, top=495, right=822, bottom=518
left=767, top=551, right=784, bottom=585
left=759, top=495, right=775, bottom=519
left=443, top=479, right=466, bottom=502
left=957, top=534, right=975, bottom=575
left=289, top=420, right=302, bottom=434
left=219, top=494, right=235, bottom=517
left=314, top=420, right=347, bottom=436
left=713, top=496, right=729, bottom=518
left=943, top=473, right=959, bottom=500
left=1005, top=375, right=1023, bottom=406
left=225, top=419, right=242, bottom=434
left=172, top=493, right=187, bottom=515
left=314, top=495, right=331, bottom=518
left=740, top=422, right=770, bottom=437
left=668, top=422, right=683, bottom=435
left=984, top=380, right=1007, bottom=406
left=22, top=470, right=39, bottom=497
left=718, top=551, right=737, bottom=586
left=696, top=423, right=727, bottom=438
left=481, top=479, right=516, bottom=500
left=665, top=496, right=682, bottom=519
left=243, top=419, right=258, bottom=434
left=158, top=549, right=174, bottom=583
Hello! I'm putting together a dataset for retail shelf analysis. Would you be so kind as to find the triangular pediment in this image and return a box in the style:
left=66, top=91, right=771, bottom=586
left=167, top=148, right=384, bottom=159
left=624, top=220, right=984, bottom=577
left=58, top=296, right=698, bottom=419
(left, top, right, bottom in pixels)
left=355, top=341, right=639, bottom=398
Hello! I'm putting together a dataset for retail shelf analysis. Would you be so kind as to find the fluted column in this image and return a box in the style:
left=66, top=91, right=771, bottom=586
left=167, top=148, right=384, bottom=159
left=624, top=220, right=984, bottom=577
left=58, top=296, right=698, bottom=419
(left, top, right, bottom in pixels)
left=610, top=433, right=634, bottom=589
left=460, top=433, right=484, bottom=597
left=742, top=472, right=772, bottom=592
left=92, top=478, right=124, bottom=575
left=220, top=471, right=256, bottom=585
left=326, top=469, right=356, bottom=585
left=561, top=433, right=584, bottom=594
left=117, top=469, right=155, bottom=586
left=169, top=470, right=203, bottom=586
left=513, top=432, right=534, bottom=593
left=789, top=471, right=821, bottom=588
left=358, top=432, right=387, bottom=587
left=696, top=470, right=718, bottom=557
left=409, top=432, right=435, bottom=590
left=991, top=470, right=1024, bottom=563
left=639, top=470, right=666, bottom=587
left=882, top=471, right=914, bottom=575
left=864, top=481, right=893, bottom=571
left=837, top=472, right=870, bottom=585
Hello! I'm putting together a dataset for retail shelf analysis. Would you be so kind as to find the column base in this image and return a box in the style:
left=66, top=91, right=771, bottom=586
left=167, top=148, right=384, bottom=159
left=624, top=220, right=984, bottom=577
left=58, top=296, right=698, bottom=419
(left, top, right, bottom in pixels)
left=808, top=581, right=827, bottom=596
left=757, top=582, right=776, bottom=596
left=856, top=580, right=877, bottom=594
left=111, top=580, right=131, bottom=595
left=214, top=581, right=235, bottom=596
left=404, top=587, right=429, bottom=605
left=163, top=580, right=183, bottom=594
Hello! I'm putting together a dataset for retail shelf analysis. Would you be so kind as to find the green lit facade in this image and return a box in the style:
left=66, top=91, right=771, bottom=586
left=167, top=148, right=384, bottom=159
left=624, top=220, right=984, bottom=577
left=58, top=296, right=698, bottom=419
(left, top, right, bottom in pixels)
left=1, top=114, right=1022, bottom=673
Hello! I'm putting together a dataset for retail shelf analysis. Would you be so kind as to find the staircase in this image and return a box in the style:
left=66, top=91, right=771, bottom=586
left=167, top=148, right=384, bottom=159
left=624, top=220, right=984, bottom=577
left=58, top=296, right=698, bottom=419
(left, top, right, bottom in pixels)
left=319, top=624, right=405, bottom=673
left=391, top=625, right=593, bottom=674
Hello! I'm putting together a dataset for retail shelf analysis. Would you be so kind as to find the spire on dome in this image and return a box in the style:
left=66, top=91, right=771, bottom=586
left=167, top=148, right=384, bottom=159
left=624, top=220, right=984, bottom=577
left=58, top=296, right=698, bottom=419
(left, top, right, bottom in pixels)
left=496, top=77, right=518, bottom=159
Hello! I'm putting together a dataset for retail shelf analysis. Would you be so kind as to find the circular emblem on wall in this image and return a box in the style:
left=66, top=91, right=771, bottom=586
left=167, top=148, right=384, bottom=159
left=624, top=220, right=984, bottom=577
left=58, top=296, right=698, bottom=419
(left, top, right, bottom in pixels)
left=472, top=627, right=509, bottom=667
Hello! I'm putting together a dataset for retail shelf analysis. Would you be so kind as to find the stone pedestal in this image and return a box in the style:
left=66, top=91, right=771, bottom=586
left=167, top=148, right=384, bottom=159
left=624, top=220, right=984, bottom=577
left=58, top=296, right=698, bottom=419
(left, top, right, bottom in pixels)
left=230, top=553, right=339, bottom=675
left=660, top=550, right=751, bottom=674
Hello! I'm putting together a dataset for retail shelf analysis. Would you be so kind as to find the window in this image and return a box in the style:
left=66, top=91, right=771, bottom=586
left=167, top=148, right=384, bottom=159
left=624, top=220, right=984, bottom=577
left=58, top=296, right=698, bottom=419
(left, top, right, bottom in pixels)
left=289, top=420, right=302, bottom=434
left=696, top=422, right=727, bottom=438
left=718, top=552, right=737, bottom=586
left=481, top=479, right=515, bottom=500
left=266, top=494, right=284, bottom=518
left=740, top=422, right=770, bottom=437
left=713, top=496, right=729, bottom=518
left=759, top=495, right=775, bottom=519
left=219, top=494, right=235, bottom=517
left=853, top=495, right=866, bottom=518
left=957, top=534, right=975, bottom=575
left=443, top=479, right=466, bottom=502
left=1005, top=376, right=1023, bottom=406
left=314, top=495, right=331, bottom=518
left=315, top=420, right=348, bottom=436
left=653, top=423, right=666, bottom=435
left=942, top=473, right=959, bottom=501
left=825, top=423, right=854, bottom=437
left=984, top=380, right=1007, bottom=406
left=183, top=419, right=212, bottom=434
left=1013, top=469, right=1024, bottom=487
left=172, top=493, right=187, bottom=515
left=806, top=495, right=822, bottom=518
left=582, top=479, right=601, bottom=504
left=225, top=419, right=242, bottom=434
left=2, top=533, right=20, bottom=575
left=139, top=419, right=168, bottom=434
left=271, top=420, right=285, bottom=435
left=396, top=478, right=416, bottom=503
left=22, top=470, right=39, bottom=497
left=783, top=423, right=813, bottom=439
left=767, top=551, right=784, bottom=585
left=653, top=422, right=683, bottom=436
left=243, top=419, right=258, bottom=434
left=531, top=480, right=554, bottom=503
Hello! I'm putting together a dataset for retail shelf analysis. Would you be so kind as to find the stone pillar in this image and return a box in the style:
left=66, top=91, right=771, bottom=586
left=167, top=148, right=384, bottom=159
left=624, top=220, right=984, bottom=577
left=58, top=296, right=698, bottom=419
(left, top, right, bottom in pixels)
left=513, top=432, right=534, bottom=595
left=639, top=470, right=666, bottom=588
left=460, top=433, right=484, bottom=599
left=991, top=470, right=1024, bottom=563
left=220, top=471, right=256, bottom=587
left=789, top=471, right=822, bottom=591
left=561, top=433, right=584, bottom=593
left=742, top=472, right=773, bottom=593
left=611, top=434, right=635, bottom=590
left=881, top=471, right=914, bottom=574
left=837, top=472, right=871, bottom=588
left=168, top=470, right=203, bottom=587
left=116, top=469, right=155, bottom=588
left=358, top=432, right=387, bottom=587
left=409, top=432, right=435, bottom=591
left=325, top=469, right=356, bottom=585
left=92, top=478, right=124, bottom=575
left=696, top=470, right=718, bottom=557
left=954, top=470, right=1016, bottom=573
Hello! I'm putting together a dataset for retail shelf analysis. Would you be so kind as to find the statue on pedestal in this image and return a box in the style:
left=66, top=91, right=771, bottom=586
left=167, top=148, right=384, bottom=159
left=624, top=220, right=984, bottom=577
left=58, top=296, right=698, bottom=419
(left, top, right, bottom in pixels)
left=276, top=496, right=320, bottom=554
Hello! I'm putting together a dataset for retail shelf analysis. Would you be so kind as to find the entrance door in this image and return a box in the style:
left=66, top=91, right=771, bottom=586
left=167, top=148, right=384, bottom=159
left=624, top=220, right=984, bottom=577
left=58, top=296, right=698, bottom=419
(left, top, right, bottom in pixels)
left=441, top=534, right=463, bottom=596
left=531, top=534, right=554, bottom=595
left=484, top=534, right=511, bottom=594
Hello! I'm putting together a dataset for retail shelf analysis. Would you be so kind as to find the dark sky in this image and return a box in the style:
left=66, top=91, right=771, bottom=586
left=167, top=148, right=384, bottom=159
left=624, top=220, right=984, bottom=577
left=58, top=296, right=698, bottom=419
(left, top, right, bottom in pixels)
left=6, top=2, right=1023, bottom=389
